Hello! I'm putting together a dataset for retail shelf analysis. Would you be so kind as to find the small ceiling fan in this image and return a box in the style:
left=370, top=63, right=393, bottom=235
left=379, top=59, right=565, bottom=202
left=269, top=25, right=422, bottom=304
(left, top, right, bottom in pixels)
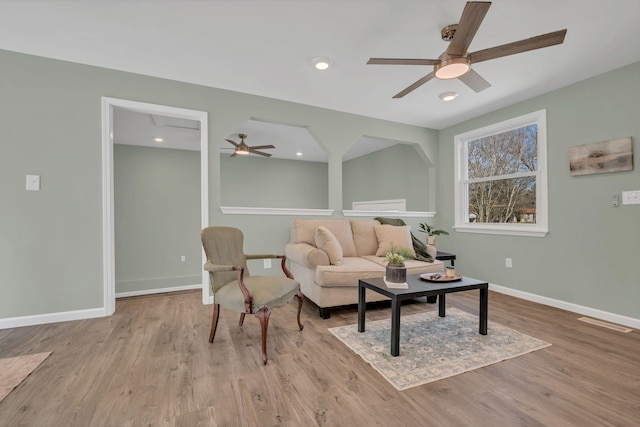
left=367, top=1, right=567, bottom=98
left=224, top=133, right=275, bottom=157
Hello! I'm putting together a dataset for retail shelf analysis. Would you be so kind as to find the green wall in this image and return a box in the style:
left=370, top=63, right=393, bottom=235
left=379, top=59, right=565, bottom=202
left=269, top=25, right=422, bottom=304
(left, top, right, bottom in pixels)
left=0, top=48, right=437, bottom=320
left=2, top=45, right=637, bottom=324
left=114, top=144, right=201, bottom=294
left=220, top=154, right=328, bottom=209
left=437, top=61, right=640, bottom=320
left=343, top=144, right=430, bottom=211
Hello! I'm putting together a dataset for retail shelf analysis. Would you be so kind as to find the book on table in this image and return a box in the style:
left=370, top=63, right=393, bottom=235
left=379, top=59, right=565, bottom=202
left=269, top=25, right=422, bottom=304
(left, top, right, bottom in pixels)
left=383, top=277, right=409, bottom=289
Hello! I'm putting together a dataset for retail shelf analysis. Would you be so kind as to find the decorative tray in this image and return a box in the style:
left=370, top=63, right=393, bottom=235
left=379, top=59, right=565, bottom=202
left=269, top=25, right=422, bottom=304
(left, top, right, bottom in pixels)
left=420, top=273, right=463, bottom=282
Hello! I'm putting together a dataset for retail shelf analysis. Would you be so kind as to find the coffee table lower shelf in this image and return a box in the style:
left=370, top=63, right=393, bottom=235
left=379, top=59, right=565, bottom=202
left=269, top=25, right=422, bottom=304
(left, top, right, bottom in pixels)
left=358, top=275, right=488, bottom=357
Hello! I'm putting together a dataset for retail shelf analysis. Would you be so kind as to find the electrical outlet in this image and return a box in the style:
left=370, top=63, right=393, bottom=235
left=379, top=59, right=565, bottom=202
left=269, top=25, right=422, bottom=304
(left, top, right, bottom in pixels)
left=612, top=193, right=619, bottom=207
left=26, top=174, right=40, bottom=191
left=505, top=258, right=512, bottom=268
left=621, top=190, right=640, bottom=205
left=264, top=259, right=272, bottom=269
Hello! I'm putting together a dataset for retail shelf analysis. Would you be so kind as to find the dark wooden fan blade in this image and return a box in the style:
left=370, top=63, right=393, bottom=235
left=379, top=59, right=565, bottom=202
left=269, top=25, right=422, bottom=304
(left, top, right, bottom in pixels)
left=230, top=152, right=238, bottom=157
left=225, top=139, right=239, bottom=148
left=392, top=72, right=435, bottom=98
left=248, top=145, right=275, bottom=150
left=250, top=150, right=272, bottom=157
left=368, top=58, right=439, bottom=66
left=458, top=68, right=491, bottom=92
left=470, top=29, right=567, bottom=63
left=447, top=1, right=492, bottom=56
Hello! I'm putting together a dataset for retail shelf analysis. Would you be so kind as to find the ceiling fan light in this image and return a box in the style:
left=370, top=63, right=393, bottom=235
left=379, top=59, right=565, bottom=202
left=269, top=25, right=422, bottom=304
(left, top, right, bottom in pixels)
left=435, top=57, right=470, bottom=79
left=235, top=136, right=250, bottom=154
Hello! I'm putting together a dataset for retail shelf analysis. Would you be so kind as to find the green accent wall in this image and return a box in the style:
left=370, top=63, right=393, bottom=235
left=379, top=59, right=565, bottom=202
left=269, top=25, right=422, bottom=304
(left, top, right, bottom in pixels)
left=1, top=45, right=637, bottom=323
left=0, top=48, right=437, bottom=319
left=114, top=144, right=201, bottom=293
left=220, top=154, right=328, bottom=209
left=437, top=61, right=640, bottom=319
left=343, top=144, right=430, bottom=211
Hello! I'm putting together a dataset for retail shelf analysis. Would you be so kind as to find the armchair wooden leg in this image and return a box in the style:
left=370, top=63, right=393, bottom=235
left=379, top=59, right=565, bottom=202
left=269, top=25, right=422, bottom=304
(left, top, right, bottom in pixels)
left=238, top=313, right=246, bottom=326
left=209, top=303, right=221, bottom=343
left=296, top=290, right=304, bottom=331
left=255, top=306, right=271, bottom=365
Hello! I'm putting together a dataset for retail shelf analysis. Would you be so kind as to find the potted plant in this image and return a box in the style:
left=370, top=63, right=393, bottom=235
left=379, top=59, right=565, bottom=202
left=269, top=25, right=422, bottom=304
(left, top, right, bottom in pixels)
left=418, top=222, right=449, bottom=246
left=384, top=247, right=413, bottom=283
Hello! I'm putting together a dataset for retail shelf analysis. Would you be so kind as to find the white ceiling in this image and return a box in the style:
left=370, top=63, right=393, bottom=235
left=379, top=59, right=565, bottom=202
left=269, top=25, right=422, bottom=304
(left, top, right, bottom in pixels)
left=113, top=107, right=397, bottom=162
left=2, top=1, right=640, bottom=132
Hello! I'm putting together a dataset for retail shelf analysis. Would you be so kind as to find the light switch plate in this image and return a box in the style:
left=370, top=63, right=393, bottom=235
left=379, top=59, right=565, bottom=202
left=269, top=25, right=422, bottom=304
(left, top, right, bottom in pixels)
left=26, top=174, right=40, bottom=191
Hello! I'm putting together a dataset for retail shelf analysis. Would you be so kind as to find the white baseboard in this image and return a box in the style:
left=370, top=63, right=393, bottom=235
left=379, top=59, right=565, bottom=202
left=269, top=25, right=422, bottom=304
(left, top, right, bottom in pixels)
left=116, top=284, right=203, bottom=299
left=489, top=283, right=639, bottom=329
left=0, top=307, right=106, bottom=330
left=5, top=283, right=634, bottom=331
left=0, top=285, right=205, bottom=330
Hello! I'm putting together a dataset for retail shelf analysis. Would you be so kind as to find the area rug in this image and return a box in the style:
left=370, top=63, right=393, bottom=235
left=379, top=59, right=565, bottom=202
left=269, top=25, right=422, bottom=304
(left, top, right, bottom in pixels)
left=0, top=352, right=51, bottom=402
left=329, top=308, right=550, bottom=390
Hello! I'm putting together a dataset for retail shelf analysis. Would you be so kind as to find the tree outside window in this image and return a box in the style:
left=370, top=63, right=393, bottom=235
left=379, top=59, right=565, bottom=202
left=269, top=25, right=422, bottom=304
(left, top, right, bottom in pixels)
left=454, top=110, right=548, bottom=237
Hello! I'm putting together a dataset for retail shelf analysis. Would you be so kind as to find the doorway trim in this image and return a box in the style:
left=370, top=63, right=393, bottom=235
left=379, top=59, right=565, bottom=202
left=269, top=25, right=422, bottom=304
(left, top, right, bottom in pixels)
left=101, top=97, right=209, bottom=315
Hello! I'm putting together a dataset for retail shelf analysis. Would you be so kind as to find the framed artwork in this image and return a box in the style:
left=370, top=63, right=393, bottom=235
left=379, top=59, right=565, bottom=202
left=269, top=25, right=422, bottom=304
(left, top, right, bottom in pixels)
left=569, top=137, right=633, bottom=176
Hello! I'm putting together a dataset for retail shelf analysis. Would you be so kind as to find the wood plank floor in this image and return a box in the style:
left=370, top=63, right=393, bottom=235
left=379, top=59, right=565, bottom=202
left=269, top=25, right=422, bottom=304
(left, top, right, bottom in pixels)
left=0, top=290, right=638, bottom=426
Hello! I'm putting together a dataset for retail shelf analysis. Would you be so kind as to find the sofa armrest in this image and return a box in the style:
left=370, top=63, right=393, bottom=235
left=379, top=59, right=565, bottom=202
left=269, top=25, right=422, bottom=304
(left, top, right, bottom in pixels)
left=426, top=245, right=437, bottom=260
left=203, top=262, right=241, bottom=273
left=285, top=242, right=330, bottom=269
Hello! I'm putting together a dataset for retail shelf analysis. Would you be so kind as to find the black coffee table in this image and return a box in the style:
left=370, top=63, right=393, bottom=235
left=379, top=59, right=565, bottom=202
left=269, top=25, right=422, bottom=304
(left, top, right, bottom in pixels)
left=358, top=274, right=488, bottom=356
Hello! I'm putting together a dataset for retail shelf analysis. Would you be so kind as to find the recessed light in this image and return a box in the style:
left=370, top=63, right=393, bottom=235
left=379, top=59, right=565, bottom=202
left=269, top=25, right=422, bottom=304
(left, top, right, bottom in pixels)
left=154, top=137, right=164, bottom=142
left=439, top=91, right=458, bottom=101
left=312, top=57, right=333, bottom=70
left=296, top=152, right=303, bottom=156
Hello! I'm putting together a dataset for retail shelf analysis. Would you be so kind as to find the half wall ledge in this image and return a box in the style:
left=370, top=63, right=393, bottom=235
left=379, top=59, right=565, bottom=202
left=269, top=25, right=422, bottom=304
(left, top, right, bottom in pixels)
left=220, top=207, right=334, bottom=216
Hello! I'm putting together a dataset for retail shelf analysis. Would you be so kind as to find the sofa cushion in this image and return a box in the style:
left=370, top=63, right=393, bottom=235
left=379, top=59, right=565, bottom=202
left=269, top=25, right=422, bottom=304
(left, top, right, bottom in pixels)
left=375, top=216, right=435, bottom=262
left=351, top=219, right=380, bottom=256
left=315, top=257, right=385, bottom=287
left=315, top=226, right=343, bottom=265
left=290, top=219, right=357, bottom=257
left=373, top=224, right=416, bottom=257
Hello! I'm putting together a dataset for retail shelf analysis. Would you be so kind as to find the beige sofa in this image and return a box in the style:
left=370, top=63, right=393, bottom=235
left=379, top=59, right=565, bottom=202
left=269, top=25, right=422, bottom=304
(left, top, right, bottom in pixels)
left=284, top=218, right=444, bottom=318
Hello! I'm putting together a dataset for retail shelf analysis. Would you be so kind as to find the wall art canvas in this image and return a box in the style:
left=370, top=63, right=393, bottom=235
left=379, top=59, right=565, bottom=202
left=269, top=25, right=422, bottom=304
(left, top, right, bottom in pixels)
left=569, top=137, right=633, bottom=176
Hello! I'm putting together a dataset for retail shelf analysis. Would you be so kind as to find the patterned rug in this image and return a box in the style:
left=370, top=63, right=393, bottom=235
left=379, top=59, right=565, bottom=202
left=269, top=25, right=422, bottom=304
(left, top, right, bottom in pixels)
left=0, top=352, right=51, bottom=402
left=329, top=308, right=550, bottom=390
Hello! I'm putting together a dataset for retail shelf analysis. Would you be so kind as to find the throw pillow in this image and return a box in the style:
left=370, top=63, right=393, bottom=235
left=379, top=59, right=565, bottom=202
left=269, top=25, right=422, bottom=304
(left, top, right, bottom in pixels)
left=315, top=226, right=343, bottom=266
left=374, top=224, right=416, bottom=257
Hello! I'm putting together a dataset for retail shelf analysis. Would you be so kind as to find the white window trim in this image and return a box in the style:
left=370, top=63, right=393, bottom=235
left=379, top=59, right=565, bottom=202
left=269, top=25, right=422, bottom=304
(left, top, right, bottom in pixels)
left=453, top=109, right=548, bottom=237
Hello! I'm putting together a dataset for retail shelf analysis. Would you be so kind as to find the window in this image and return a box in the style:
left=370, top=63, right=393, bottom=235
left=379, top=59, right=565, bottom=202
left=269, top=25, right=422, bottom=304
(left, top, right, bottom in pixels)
left=454, top=110, right=548, bottom=237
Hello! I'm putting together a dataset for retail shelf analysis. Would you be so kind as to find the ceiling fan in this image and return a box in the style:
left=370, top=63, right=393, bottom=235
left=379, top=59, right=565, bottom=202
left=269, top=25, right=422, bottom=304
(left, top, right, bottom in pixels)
left=367, top=1, right=567, bottom=98
left=224, top=133, right=275, bottom=157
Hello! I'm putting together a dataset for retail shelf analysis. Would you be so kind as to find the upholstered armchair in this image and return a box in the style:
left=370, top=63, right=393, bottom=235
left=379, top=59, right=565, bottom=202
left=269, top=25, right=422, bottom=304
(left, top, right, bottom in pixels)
left=201, top=226, right=304, bottom=364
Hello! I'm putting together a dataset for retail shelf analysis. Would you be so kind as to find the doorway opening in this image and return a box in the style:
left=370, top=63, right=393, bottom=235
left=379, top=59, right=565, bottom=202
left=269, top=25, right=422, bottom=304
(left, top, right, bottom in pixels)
left=101, top=98, right=210, bottom=315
